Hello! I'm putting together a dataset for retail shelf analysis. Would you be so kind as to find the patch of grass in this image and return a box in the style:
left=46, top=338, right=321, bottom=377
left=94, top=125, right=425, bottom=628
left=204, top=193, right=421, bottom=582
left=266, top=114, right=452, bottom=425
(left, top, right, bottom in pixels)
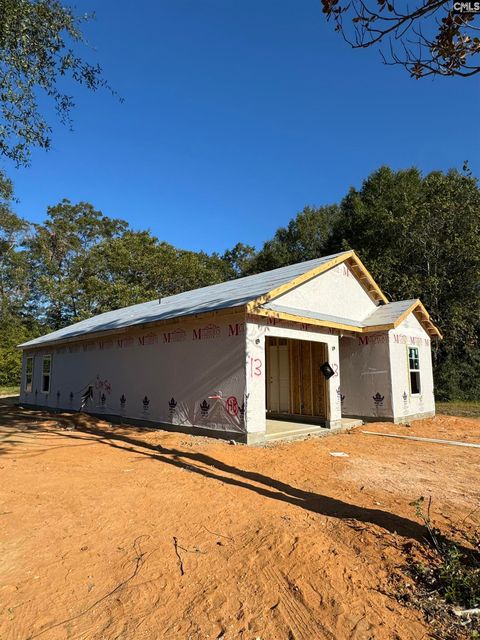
left=404, top=497, right=480, bottom=639
left=436, top=401, right=480, bottom=419
left=411, top=497, right=479, bottom=609
left=0, top=385, right=20, bottom=397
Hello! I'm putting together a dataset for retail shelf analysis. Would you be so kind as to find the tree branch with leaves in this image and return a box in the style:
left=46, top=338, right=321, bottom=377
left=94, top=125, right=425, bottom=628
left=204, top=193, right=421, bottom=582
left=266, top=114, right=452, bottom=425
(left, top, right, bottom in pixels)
left=321, top=0, right=480, bottom=78
left=0, top=0, right=116, bottom=166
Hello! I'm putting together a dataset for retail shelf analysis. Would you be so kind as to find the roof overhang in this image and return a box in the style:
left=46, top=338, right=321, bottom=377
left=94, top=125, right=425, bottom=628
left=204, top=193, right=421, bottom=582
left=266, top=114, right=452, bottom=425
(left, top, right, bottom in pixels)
left=18, top=305, right=246, bottom=350
left=245, top=250, right=388, bottom=312
left=20, top=251, right=442, bottom=350
left=245, top=250, right=441, bottom=339
left=392, top=299, right=442, bottom=339
left=248, top=303, right=442, bottom=338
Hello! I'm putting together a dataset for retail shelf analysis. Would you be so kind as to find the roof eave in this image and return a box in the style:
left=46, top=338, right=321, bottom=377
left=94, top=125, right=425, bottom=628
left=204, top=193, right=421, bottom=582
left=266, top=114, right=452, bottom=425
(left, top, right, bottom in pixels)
left=390, top=299, right=442, bottom=339
left=17, top=304, right=249, bottom=350
left=246, top=250, right=388, bottom=313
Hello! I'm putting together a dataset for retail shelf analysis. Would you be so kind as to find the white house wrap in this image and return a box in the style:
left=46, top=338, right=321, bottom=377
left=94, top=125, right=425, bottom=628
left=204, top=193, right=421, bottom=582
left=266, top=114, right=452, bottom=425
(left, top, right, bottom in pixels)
left=19, top=251, right=441, bottom=443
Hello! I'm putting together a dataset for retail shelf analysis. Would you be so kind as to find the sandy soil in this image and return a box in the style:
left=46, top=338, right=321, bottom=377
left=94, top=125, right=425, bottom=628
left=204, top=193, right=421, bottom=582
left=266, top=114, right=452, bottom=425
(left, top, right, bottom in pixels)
left=0, top=403, right=479, bottom=640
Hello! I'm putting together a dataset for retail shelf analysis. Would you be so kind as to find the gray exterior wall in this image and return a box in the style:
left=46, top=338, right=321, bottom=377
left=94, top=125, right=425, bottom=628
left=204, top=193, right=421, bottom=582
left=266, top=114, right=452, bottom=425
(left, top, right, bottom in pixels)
left=339, top=313, right=435, bottom=422
left=339, top=333, right=393, bottom=419
left=20, top=313, right=248, bottom=436
left=389, top=314, right=435, bottom=421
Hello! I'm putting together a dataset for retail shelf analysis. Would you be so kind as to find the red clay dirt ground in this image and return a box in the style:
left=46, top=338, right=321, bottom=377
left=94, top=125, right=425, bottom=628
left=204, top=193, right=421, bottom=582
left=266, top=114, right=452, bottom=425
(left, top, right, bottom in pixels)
left=0, top=402, right=479, bottom=640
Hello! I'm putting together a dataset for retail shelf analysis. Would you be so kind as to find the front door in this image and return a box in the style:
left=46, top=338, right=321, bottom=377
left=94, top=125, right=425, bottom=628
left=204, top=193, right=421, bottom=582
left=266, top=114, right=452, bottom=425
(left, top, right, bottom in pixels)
left=266, top=337, right=290, bottom=413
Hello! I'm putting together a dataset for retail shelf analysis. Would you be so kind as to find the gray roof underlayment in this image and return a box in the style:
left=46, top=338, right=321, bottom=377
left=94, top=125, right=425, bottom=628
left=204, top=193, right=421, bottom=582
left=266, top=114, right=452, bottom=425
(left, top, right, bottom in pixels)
left=20, top=252, right=352, bottom=348
left=263, top=299, right=418, bottom=330
left=362, top=299, right=418, bottom=326
left=19, top=251, right=424, bottom=349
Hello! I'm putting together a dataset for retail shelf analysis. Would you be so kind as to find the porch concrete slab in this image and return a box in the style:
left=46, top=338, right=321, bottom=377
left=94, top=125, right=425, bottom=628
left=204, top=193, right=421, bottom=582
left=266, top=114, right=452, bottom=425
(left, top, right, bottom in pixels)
left=265, top=417, right=362, bottom=443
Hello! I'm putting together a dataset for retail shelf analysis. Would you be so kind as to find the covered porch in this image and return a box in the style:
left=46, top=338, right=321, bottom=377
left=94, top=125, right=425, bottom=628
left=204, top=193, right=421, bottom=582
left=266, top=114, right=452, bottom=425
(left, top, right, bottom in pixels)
left=265, top=416, right=363, bottom=442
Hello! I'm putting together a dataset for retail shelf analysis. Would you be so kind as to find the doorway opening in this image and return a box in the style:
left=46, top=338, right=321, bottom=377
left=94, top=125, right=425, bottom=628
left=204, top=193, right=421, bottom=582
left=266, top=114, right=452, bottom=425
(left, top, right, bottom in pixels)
left=265, top=336, right=329, bottom=424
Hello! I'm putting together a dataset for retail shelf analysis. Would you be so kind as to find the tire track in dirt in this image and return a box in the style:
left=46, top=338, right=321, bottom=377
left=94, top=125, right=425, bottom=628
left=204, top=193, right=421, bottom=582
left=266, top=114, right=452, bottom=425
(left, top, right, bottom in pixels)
left=263, top=564, right=336, bottom=640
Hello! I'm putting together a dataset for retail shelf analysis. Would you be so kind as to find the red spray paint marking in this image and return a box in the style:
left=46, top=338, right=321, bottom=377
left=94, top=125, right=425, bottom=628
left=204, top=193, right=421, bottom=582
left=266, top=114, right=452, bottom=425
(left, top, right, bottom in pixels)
left=226, top=396, right=238, bottom=416
left=248, top=357, right=263, bottom=378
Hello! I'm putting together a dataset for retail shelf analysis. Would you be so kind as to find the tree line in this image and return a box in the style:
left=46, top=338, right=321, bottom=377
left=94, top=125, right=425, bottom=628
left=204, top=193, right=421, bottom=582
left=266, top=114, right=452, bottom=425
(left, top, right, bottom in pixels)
left=1, top=165, right=479, bottom=401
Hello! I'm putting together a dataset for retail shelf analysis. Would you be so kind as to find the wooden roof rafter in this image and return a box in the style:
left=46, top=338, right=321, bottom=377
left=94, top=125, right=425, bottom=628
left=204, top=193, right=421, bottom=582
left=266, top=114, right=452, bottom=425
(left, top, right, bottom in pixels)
left=248, top=304, right=442, bottom=339
left=344, top=254, right=387, bottom=304
left=246, top=250, right=389, bottom=313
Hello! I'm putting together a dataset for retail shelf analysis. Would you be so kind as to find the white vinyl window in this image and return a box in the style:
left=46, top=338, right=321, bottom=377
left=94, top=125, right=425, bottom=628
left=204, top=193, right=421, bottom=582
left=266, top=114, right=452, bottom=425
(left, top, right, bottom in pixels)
left=25, top=356, right=34, bottom=392
left=408, top=347, right=421, bottom=395
left=41, top=355, right=51, bottom=393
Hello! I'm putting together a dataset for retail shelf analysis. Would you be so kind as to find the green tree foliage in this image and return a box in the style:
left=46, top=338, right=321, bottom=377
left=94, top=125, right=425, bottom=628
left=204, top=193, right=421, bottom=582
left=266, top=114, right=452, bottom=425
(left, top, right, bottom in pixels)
left=90, top=230, right=232, bottom=311
left=1, top=200, right=233, bottom=385
left=244, top=167, right=480, bottom=400
left=26, top=202, right=233, bottom=327
left=329, top=167, right=480, bottom=399
left=0, top=0, right=111, bottom=166
left=246, top=205, right=340, bottom=274
left=0, top=176, right=39, bottom=384
left=222, top=242, right=257, bottom=277
left=27, top=200, right=128, bottom=327
left=1, top=166, right=479, bottom=401
left=0, top=185, right=29, bottom=312
left=0, top=311, right=38, bottom=385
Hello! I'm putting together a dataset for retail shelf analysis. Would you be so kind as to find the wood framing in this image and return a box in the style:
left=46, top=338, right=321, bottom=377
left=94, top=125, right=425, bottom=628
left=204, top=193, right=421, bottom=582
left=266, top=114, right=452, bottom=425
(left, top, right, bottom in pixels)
left=383, top=299, right=442, bottom=338
left=248, top=302, right=442, bottom=338
left=246, top=250, right=388, bottom=313
left=250, top=306, right=363, bottom=334
left=22, top=251, right=441, bottom=354
left=344, top=254, right=388, bottom=304
left=244, top=251, right=441, bottom=338
left=265, top=336, right=328, bottom=420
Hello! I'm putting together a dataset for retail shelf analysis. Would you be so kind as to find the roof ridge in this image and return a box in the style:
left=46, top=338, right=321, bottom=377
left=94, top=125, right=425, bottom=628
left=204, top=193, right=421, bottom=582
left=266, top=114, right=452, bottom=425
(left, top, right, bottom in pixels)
left=19, top=251, right=351, bottom=348
left=161, top=250, right=351, bottom=302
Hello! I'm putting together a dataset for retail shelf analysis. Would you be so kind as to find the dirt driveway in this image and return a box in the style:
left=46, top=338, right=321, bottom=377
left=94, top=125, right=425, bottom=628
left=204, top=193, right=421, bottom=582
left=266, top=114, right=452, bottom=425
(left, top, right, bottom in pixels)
left=0, top=403, right=479, bottom=640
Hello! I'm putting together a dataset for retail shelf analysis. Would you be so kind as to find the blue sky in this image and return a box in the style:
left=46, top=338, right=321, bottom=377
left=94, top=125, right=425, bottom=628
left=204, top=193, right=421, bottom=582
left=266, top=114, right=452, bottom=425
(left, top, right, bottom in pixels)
left=9, top=0, right=480, bottom=253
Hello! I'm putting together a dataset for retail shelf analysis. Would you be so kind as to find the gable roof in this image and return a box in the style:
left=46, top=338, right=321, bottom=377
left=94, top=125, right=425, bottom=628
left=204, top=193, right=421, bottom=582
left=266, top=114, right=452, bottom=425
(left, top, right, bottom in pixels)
left=19, top=250, right=441, bottom=348
left=363, top=299, right=417, bottom=327
left=363, top=298, right=442, bottom=337
left=255, top=298, right=442, bottom=338
left=246, top=249, right=388, bottom=309
left=20, top=251, right=350, bottom=348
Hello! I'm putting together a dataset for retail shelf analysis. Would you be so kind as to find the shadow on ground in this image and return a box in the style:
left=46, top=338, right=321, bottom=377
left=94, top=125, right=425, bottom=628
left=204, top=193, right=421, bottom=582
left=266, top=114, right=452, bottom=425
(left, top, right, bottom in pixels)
left=0, top=401, right=438, bottom=546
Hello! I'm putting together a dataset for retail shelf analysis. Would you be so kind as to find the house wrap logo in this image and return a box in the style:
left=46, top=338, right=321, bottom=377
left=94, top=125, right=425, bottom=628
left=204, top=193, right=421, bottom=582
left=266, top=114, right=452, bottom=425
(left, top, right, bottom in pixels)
left=453, top=1, right=480, bottom=12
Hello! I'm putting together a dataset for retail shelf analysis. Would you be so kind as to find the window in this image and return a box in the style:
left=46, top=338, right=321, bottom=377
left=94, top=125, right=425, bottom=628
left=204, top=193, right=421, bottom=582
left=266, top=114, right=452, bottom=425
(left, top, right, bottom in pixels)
left=25, top=357, right=33, bottom=392
left=41, top=355, right=51, bottom=393
left=408, top=347, right=421, bottom=395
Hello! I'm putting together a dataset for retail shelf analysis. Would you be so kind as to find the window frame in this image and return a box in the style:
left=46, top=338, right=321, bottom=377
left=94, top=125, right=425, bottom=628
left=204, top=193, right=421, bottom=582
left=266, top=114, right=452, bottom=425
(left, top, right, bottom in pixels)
left=25, top=356, right=34, bottom=392
left=407, top=346, right=421, bottom=396
left=41, top=355, right=52, bottom=394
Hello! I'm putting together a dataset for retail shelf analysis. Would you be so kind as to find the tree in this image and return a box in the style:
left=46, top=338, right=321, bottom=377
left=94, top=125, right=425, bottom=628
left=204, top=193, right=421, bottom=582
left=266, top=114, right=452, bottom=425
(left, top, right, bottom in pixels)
left=27, top=200, right=128, bottom=327
left=329, top=166, right=480, bottom=399
left=321, top=0, right=480, bottom=78
left=239, top=166, right=480, bottom=400
left=26, top=206, right=233, bottom=327
left=90, top=230, right=232, bottom=312
left=0, top=175, right=39, bottom=386
left=222, top=242, right=257, bottom=277
left=0, top=177, right=30, bottom=313
left=0, top=0, right=112, bottom=167
left=0, top=1, right=114, bottom=386
left=245, top=205, right=340, bottom=274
